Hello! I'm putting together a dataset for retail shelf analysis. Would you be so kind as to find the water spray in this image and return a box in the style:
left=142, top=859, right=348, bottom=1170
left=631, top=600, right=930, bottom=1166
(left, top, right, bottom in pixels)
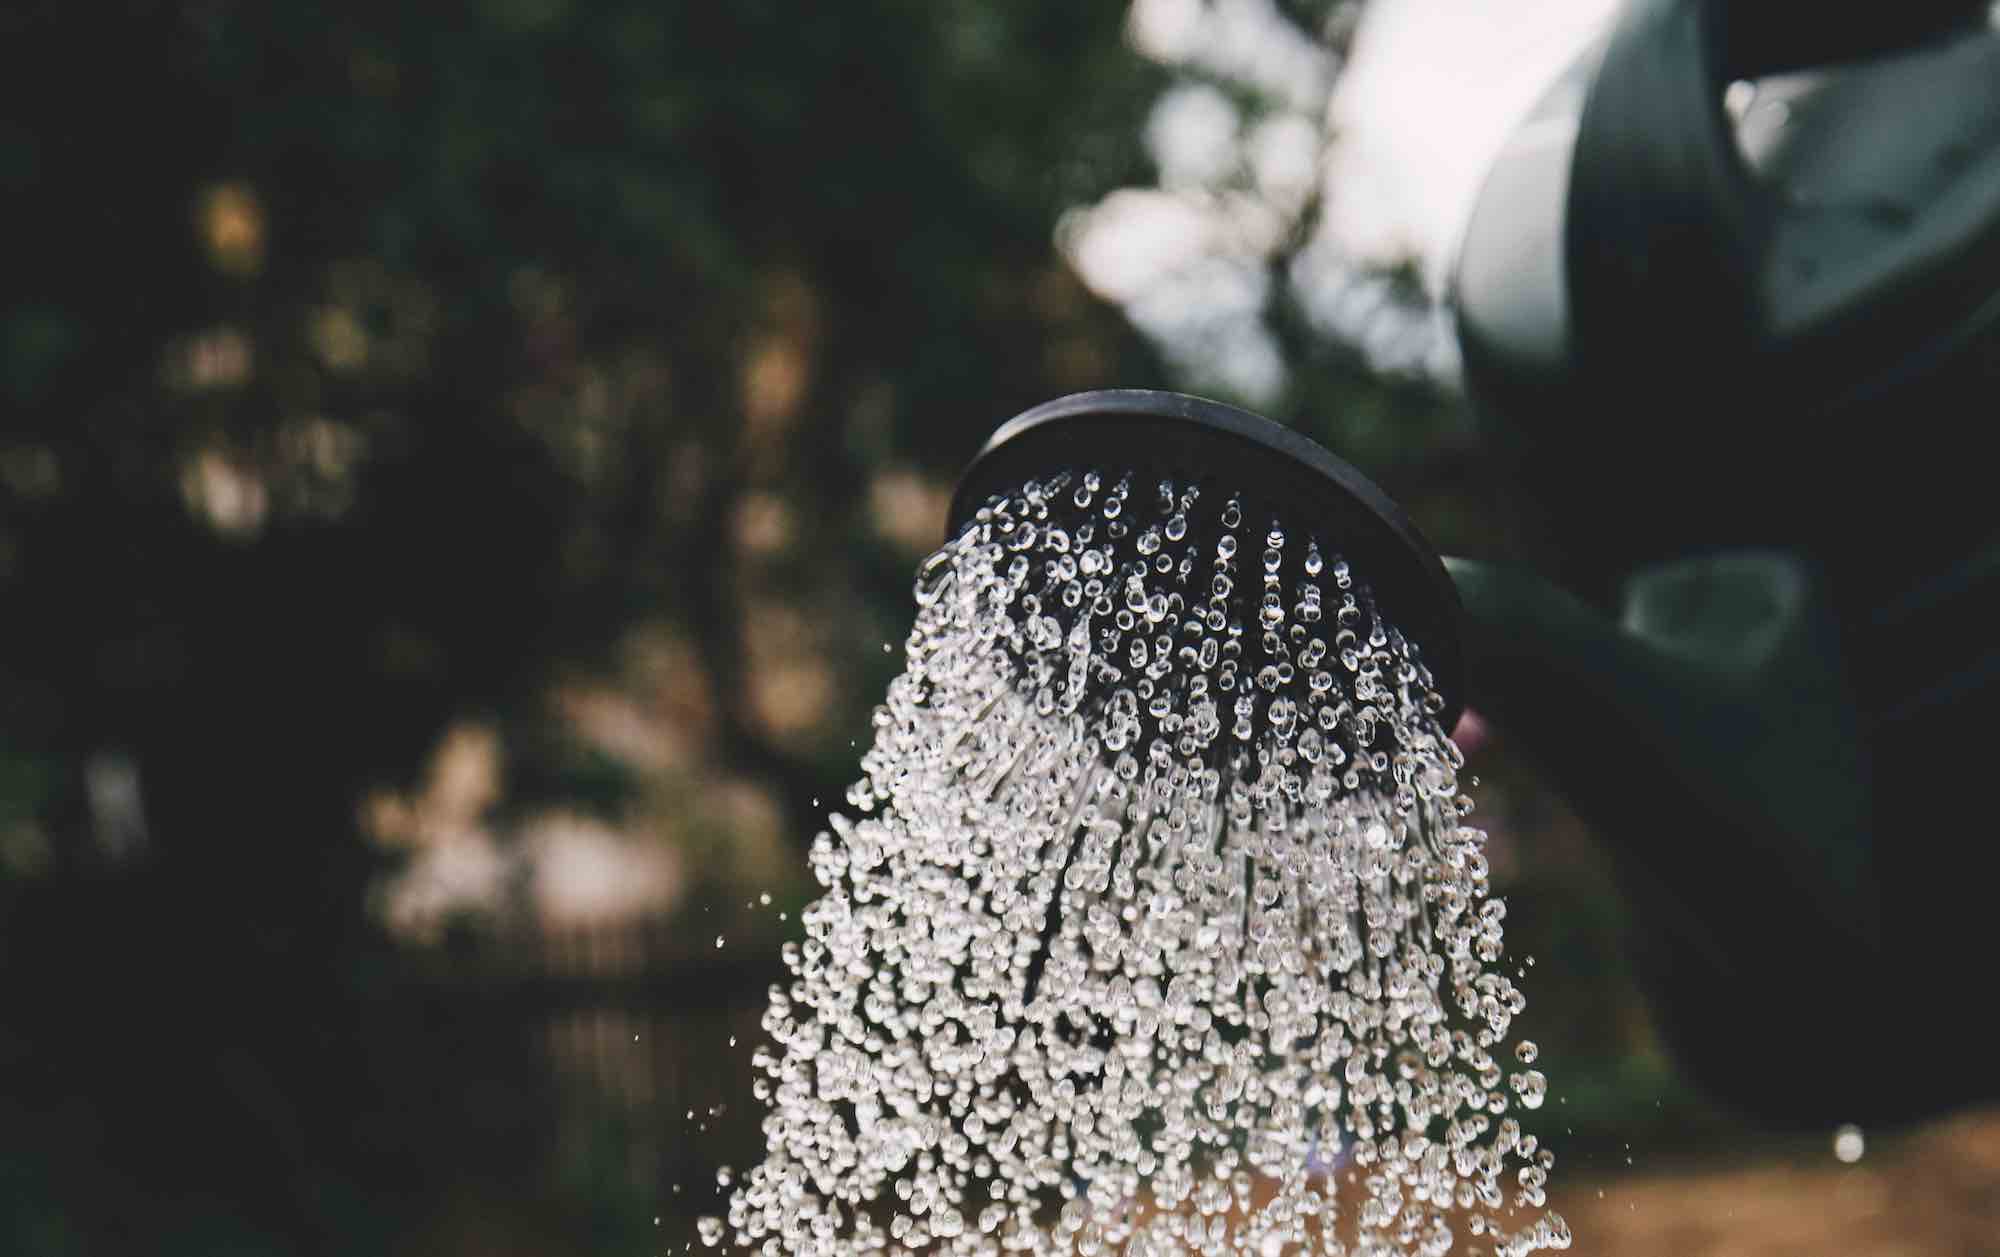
left=706, top=1, right=2000, bottom=1250
left=711, top=392, right=1565, bottom=1256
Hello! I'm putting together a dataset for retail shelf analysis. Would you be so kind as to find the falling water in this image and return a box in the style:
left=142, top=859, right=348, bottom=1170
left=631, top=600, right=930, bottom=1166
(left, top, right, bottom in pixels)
left=709, top=471, right=1567, bottom=1256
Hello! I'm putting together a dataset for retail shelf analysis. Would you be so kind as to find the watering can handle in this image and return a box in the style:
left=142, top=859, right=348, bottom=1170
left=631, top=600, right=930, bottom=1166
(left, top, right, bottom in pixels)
left=1566, top=0, right=1991, bottom=399
left=1566, top=0, right=1764, bottom=396
left=1723, top=0, right=1990, bottom=78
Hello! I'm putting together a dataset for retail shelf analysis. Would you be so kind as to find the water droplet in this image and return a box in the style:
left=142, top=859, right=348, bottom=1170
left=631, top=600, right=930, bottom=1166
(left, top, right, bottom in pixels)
left=1512, top=1069, right=1548, bottom=1109
left=1833, top=1123, right=1865, bottom=1163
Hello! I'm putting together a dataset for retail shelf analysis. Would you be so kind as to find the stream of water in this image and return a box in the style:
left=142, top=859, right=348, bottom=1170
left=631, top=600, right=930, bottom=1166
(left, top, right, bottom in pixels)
left=706, top=471, right=1567, bottom=1255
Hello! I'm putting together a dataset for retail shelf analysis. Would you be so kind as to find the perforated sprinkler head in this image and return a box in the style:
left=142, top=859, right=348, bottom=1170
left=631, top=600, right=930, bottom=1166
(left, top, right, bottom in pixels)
left=949, top=389, right=1467, bottom=736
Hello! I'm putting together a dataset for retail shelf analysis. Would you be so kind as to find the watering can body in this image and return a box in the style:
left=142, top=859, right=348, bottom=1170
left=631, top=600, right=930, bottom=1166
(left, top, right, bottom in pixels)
left=1452, top=0, right=2000, bottom=1124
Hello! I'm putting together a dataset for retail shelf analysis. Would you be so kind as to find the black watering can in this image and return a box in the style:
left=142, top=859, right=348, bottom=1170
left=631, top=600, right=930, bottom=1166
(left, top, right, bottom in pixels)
left=1450, top=0, right=2000, bottom=1125
left=954, top=0, right=2000, bottom=1130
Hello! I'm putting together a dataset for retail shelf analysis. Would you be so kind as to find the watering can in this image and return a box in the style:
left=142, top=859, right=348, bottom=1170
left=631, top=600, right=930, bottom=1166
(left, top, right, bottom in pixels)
left=1451, top=0, right=2000, bottom=1124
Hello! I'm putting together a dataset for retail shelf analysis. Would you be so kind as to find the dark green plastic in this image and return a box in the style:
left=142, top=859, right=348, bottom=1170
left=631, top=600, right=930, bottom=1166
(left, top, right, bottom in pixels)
left=1451, top=0, right=2000, bottom=1125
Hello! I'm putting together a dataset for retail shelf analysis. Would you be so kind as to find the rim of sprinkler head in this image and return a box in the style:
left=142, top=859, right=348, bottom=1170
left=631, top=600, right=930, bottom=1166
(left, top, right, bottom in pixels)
left=948, top=389, right=1466, bottom=734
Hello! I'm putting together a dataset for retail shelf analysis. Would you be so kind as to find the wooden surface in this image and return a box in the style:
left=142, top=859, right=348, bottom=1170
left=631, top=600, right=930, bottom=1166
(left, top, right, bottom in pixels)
left=1550, top=1107, right=2000, bottom=1257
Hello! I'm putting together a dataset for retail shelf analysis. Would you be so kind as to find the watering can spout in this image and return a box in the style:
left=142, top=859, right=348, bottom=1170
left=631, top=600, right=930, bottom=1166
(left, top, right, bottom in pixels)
left=1444, top=554, right=1907, bottom=1123
left=1448, top=0, right=2000, bottom=1125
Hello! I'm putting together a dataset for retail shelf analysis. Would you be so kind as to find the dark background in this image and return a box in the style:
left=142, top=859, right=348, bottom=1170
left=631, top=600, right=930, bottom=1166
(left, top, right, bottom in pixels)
left=2, top=2, right=1993, bottom=1253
